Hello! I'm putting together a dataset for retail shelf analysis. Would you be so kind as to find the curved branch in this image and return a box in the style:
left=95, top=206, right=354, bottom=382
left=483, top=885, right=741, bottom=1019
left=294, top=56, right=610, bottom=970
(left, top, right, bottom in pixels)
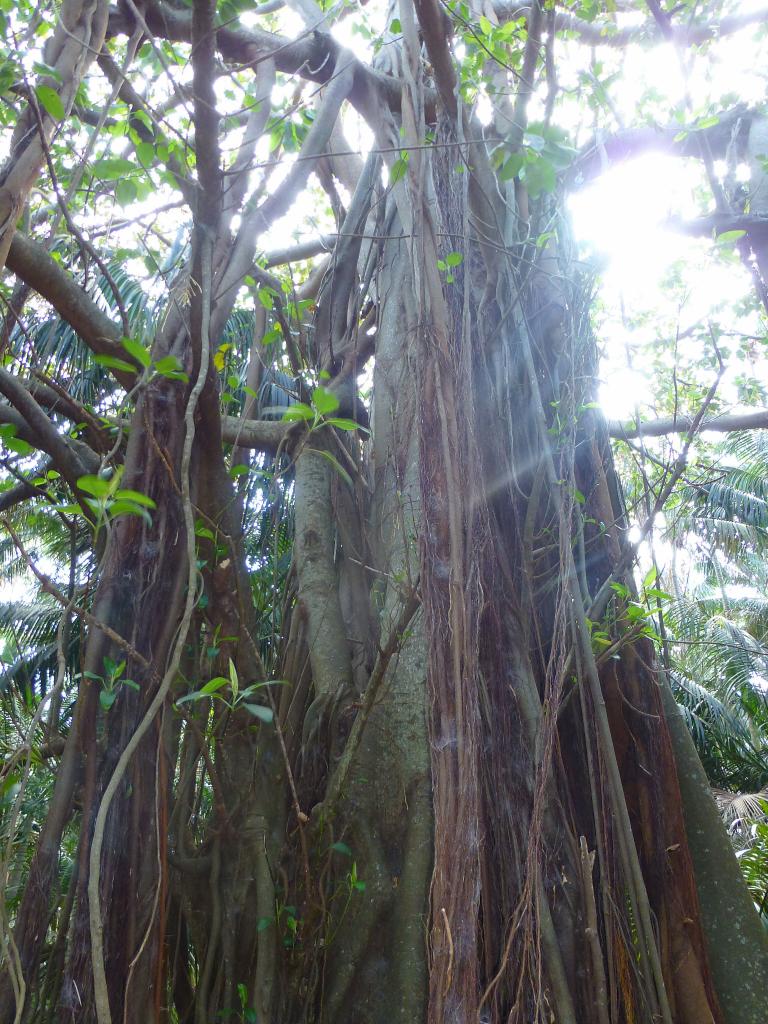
left=107, top=2, right=410, bottom=120
left=262, top=234, right=337, bottom=267
left=0, top=466, right=50, bottom=513
left=4, top=233, right=135, bottom=389
left=0, top=377, right=99, bottom=487
left=2, top=383, right=290, bottom=460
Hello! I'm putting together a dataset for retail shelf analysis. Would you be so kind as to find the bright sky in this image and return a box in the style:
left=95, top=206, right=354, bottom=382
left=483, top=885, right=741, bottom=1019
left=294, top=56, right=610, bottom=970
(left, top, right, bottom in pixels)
left=253, top=3, right=768, bottom=425
left=568, top=155, right=760, bottom=419
left=564, top=7, right=768, bottom=420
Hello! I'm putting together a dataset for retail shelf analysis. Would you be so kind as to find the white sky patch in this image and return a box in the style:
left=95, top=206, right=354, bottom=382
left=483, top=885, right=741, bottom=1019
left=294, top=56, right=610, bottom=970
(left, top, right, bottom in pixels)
left=598, top=361, right=655, bottom=421
left=569, top=142, right=766, bottom=421
left=569, top=154, right=698, bottom=293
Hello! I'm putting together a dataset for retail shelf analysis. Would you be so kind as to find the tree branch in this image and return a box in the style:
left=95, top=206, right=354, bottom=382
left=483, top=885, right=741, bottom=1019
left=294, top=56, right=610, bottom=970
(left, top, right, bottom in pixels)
left=570, top=105, right=753, bottom=186
left=0, top=464, right=50, bottom=513
left=666, top=212, right=768, bottom=239
left=107, top=2, right=411, bottom=122
left=4, top=233, right=135, bottom=389
left=262, top=234, right=337, bottom=267
left=211, top=51, right=356, bottom=333
left=608, top=409, right=768, bottom=439
left=493, top=2, right=768, bottom=49
left=0, top=375, right=100, bottom=488
left=191, top=0, right=222, bottom=228
left=153, top=404, right=293, bottom=454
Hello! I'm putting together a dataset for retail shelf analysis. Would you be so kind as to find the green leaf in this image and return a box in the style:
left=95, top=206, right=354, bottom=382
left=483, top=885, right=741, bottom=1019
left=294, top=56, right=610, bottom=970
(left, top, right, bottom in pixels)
left=522, top=157, right=556, bottom=197
left=154, top=354, right=189, bottom=382
left=100, top=689, right=117, bottom=711
left=93, top=355, right=138, bottom=374
left=35, top=85, right=64, bottom=120
left=330, top=841, right=352, bottom=856
left=175, top=691, right=204, bottom=706
left=642, top=566, right=657, bottom=589
left=135, top=140, right=154, bottom=165
left=715, top=230, right=746, bottom=244
left=243, top=703, right=274, bottom=723
left=325, top=417, right=364, bottom=432
left=262, top=326, right=282, bottom=346
left=32, top=62, right=62, bottom=84
left=154, top=355, right=181, bottom=373
left=524, top=132, right=546, bottom=153
left=200, top=676, right=230, bottom=695
left=282, top=403, right=314, bottom=422
left=108, top=500, right=153, bottom=524
left=195, top=521, right=215, bottom=540
left=390, top=153, right=409, bottom=184
left=3, top=435, right=33, bottom=456
left=122, top=337, right=152, bottom=368
left=0, top=59, right=17, bottom=94
left=228, top=658, right=239, bottom=698
left=445, top=251, right=464, bottom=267
left=625, top=603, right=646, bottom=621
left=92, top=157, right=136, bottom=180
left=115, top=179, right=137, bottom=206
left=257, top=917, right=273, bottom=932
left=308, top=448, right=353, bottom=488
left=239, top=680, right=288, bottom=698
left=312, top=386, right=340, bottom=415
left=176, top=678, right=229, bottom=705
left=115, top=489, right=156, bottom=508
left=77, top=475, right=112, bottom=498
left=107, top=658, right=125, bottom=680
